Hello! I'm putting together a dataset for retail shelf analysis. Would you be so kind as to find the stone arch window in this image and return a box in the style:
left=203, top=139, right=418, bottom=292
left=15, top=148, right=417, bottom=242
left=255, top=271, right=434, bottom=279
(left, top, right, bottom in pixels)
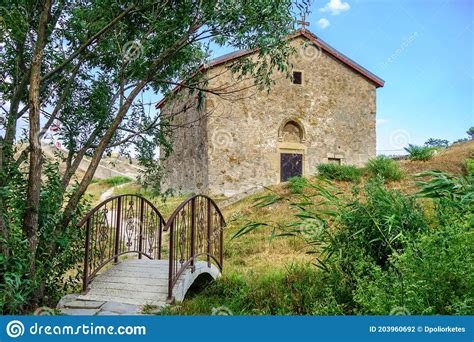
left=278, top=118, right=306, bottom=143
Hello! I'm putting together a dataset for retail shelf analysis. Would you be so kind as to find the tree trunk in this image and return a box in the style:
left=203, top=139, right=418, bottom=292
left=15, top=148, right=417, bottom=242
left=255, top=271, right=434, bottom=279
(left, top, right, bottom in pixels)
left=60, top=83, right=147, bottom=228
left=23, top=0, right=53, bottom=301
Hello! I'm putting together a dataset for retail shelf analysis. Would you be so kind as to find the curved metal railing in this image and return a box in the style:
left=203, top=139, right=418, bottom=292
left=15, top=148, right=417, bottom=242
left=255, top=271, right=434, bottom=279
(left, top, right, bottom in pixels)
left=164, top=195, right=225, bottom=301
left=79, top=194, right=166, bottom=291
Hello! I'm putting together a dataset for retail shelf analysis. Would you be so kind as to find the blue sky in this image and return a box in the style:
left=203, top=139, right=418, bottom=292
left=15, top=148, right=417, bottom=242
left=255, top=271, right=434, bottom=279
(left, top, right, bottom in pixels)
left=7, top=1, right=471, bottom=156
left=209, top=0, right=474, bottom=154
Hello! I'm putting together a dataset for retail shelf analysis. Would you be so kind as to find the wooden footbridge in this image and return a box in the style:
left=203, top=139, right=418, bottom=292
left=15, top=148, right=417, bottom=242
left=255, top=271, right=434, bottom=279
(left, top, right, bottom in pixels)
left=77, top=194, right=225, bottom=307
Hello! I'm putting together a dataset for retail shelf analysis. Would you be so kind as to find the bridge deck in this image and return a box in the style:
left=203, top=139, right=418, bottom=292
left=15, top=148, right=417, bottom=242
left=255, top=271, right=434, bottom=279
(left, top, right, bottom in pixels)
left=78, top=259, right=220, bottom=307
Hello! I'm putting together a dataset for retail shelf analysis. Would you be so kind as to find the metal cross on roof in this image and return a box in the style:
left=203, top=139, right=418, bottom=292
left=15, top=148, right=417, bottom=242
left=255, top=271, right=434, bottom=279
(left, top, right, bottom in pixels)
left=297, top=14, right=310, bottom=30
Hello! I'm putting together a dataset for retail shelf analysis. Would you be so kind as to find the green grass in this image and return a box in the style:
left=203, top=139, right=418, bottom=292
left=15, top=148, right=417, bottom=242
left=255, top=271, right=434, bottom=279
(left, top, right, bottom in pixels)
left=316, top=163, right=362, bottom=182
left=99, top=175, right=133, bottom=186
left=365, top=156, right=404, bottom=181
left=404, top=144, right=435, bottom=161
left=157, top=263, right=341, bottom=315
left=287, top=176, right=309, bottom=194
left=465, top=159, right=474, bottom=176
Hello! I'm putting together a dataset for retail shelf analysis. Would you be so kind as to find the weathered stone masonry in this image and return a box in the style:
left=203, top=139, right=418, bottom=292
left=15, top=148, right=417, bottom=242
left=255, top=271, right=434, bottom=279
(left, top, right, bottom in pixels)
left=160, top=30, right=384, bottom=197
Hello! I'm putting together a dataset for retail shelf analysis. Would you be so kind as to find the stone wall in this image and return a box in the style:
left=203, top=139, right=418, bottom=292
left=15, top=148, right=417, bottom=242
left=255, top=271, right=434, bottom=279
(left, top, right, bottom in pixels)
left=205, top=37, right=377, bottom=196
left=160, top=91, right=209, bottom=194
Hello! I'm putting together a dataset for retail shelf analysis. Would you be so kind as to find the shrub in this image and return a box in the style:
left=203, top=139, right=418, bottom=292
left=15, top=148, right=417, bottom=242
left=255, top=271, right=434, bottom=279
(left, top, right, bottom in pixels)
left=467, top=126, right=474, bottom=140
left=354, top=219, right=474, bottom=315
left=465, top=159, right=474, bottom=176
left=158, top=264, right=345, bottom=315
left=329, top=178, right=427, bottom=268
left=0, top=160, right=87, bottom=314
left=100, top=175, right=132, bottom=186
left=316, top=163, right=362, bottom=182
left=230, top=171, right=473, bottom=316
left=452, top=138, right=468, bottom=145
left=424, top=138, right=449, bottom=148
left=355, top=171, right=474, bottom=315
left=404, top=144, right=434, bottom=161
left=287, top=176, right=309, bottom=194
left=365, top=156, right=404, bottom=181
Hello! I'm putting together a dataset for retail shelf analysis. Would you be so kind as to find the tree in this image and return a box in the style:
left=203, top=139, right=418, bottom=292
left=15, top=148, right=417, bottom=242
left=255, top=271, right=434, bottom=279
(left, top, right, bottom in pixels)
left=424, top=138, right=449, bottom=148
left=467, top=127, right=474, bottom=140
left=0, top=0, right=309, bottom=311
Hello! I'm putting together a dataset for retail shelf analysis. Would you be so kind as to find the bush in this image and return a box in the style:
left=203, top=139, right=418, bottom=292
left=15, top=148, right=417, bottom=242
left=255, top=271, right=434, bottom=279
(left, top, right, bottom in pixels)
left=365, top=156, right=404, bottom=181
left=404, top=144, right=434, bottom=161
left=287, top=176, right=308, bottom=194
left=100, top=175, right=132, bottom=186
left=328, top=178, right=427, bottom=268
left=0, top=159, right=87, bottom=314
left=158, top=264, right=345, bottom=315
left=316, top=163, right=362, bottom=182
left=226, top=171, right=473, bottom=316
left=354, top=219, right=474, bottom=315
left=354, top=171, right=474, bottom=315
left=465, top=159, right=474, bottom=176
left=424, top=138, right=449, bottom=148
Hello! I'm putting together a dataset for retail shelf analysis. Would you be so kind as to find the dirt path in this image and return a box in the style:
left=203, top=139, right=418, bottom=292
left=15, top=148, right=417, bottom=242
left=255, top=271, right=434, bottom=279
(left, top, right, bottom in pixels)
left=99, top=183, right=127, bottom=202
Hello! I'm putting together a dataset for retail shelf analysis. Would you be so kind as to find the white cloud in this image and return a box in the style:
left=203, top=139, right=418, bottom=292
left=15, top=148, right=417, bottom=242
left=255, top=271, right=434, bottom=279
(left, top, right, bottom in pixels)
left=317, top=18, right=330, bottom=29
left=376, top=118, right=388, bottom=125
left=320, top=0, right=351, bottom=15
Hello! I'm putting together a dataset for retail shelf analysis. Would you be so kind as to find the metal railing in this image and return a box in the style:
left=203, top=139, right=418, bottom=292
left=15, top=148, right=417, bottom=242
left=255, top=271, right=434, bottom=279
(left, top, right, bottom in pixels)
left=79, top=194, right=166, bottom=292
left=164, top=195, right=225, bottom=302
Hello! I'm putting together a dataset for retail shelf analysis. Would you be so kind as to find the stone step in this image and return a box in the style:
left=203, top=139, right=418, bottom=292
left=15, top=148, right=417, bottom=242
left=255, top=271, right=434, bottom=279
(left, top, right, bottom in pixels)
left=85, top=286, right=168, bottom=298
left=62, top=300, right=105, bottom=309
left=95, top=269, right=169, bottom=279
left=89, top=280, right=168, bottom=294
left=95, top=268, right=170, bottom=279
left=112, top=260, right=169, bottom=268
left=93, top=275, right=168, bottom=286
left=119, top=259, right=169, bottom=265
left=78, top=293, right=166, bottom=306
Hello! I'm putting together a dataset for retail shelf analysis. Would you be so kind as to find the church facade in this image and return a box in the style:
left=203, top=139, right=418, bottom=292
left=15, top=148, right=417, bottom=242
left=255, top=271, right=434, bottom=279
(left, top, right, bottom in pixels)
left=158, top=29, right=384, bottom=197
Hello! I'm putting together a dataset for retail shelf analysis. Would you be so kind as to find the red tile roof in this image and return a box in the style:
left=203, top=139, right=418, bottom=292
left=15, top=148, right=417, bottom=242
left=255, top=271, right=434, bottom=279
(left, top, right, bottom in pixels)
left=156, top=29, right=384, bottom=109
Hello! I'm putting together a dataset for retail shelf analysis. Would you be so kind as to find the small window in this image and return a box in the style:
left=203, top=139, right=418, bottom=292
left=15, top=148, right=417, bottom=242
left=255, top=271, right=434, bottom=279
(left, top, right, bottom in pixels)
left=292, top=71, right=302, bottom=85
left=328, top=158, right=341, bottom=165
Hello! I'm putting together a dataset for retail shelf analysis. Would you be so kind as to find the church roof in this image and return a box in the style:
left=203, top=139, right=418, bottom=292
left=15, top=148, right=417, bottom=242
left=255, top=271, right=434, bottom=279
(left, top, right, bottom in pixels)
left=156, top=29, right=384, bottom=109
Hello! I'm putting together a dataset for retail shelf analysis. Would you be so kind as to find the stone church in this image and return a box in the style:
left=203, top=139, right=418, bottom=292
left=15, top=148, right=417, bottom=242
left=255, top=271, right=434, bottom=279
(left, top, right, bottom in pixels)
left=157, top=29, right=384, bottom=197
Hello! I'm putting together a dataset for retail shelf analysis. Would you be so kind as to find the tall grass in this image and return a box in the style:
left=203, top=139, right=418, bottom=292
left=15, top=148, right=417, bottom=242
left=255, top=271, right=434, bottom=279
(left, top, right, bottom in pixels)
left=100, top=175, right=133, bottom=186
left=316, top=163, right=362, bottom=182
left=365, top=156, right=404, bottom=181
left=287, top=176, right=309, bottom=194
left=220, top=172, right=474, bottom=316
left=404, top=144, right=435, bottom=161
left=157, top=264, right=344, bottom=315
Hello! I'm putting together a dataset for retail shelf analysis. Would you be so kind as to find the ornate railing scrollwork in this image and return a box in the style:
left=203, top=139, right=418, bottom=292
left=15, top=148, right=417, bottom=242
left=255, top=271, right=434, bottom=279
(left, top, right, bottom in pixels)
left=165, top=195, right=225, bottom=302
left=79, top=194, right=166, bottom=292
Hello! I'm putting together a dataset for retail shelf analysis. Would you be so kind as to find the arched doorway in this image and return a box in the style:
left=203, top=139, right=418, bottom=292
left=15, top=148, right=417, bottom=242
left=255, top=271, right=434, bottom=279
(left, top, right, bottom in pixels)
left=278, top=119, right=305, bottom=182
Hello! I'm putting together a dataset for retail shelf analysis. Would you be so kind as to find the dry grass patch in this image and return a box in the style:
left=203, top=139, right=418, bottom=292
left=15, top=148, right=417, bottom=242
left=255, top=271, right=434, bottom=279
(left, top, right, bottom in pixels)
left=400, top=140, right=474, bottom=175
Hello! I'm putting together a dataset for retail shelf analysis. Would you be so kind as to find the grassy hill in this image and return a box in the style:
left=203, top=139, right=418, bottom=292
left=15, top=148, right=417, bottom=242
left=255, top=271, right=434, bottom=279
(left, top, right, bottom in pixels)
left=86, top=140, right=474, bottom=315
